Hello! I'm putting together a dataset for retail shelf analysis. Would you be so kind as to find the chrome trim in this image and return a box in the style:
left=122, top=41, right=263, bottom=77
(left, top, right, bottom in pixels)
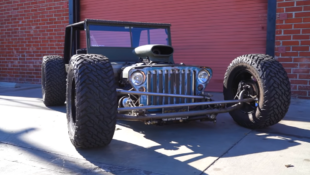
left=129, top=70, right=146, bottom=86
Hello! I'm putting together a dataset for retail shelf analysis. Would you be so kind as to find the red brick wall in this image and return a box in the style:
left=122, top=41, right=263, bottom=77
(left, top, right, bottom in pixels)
left=276, top=0, right=310, bottom=99
left=0, top=0, right=69, bottom=84
left=1, top=0, right=309, bottom=100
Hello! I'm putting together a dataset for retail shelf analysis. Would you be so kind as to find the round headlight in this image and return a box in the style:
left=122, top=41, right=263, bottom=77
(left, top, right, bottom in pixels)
left=198, top=70, right=209, bottom=83
left=131, top=71, right=145, bottom=85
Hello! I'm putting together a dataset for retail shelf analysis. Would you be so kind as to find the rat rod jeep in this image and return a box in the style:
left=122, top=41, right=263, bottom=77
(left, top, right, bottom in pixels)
left=41, top=19, right=291, bottom=149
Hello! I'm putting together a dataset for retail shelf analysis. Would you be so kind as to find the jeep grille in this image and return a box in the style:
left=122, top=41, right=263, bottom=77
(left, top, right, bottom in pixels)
left=146, top=68, right=196, bottom=105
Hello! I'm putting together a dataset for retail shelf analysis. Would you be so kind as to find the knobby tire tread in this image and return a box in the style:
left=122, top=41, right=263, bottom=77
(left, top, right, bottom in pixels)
left=223, top=54, right=291, bottom=129
left=42, top=55, right=66, bottom=106
left=67, top=54, right=117, bottom=148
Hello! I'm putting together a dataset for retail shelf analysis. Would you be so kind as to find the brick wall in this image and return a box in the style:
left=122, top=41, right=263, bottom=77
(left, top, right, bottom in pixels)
left=0, top=0, right=69, bottom=84
left=0, top=0, right=309, bottom=100
left=276, top=0, right=310, bottom=99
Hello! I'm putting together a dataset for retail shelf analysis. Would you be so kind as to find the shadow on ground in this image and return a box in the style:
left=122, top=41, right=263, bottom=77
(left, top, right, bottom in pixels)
left=76, top=118, right=310, bottom=174
left=1, top=119, right=309, bottom=174
left=0, top=128, right=96, bottom=174
left=1, top=88, right=309, bottom=174
left=0, top=128, right=166, bottom=175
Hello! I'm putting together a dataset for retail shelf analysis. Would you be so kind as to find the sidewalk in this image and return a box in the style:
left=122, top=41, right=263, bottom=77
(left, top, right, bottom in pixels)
left=0, top=85, right=309, bottom=175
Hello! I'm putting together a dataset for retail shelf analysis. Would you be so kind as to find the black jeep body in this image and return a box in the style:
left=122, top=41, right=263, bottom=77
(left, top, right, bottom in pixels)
left=41, top=19, right=291, bottom=148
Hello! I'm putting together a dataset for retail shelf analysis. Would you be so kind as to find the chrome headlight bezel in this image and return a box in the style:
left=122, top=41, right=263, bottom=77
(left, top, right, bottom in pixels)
left=130, top=71, right=145, bottom=86
left=197, top=70, right=210, bottom=84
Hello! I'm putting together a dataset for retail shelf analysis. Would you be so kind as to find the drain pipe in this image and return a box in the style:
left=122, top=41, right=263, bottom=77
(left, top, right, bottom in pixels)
left=69, top=0, right=80, bottom=48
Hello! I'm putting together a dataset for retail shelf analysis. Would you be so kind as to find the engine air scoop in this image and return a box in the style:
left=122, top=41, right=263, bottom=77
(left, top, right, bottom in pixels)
left=133, top=44, right=174, bottom=63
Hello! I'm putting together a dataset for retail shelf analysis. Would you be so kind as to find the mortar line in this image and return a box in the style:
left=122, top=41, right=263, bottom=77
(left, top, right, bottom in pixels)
left=199, top=130, right=253, bottom=175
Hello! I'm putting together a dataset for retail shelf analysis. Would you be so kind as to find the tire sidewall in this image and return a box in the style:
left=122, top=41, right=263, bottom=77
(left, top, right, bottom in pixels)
left=41, top=61, right=46, bottom=101
left=66, top=60, right=76, bottom=140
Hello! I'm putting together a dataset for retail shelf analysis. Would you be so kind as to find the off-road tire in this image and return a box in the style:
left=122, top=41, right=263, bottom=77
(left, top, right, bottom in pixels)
left=223, top=54, right=291, bottom=129
left=41, top=55, right=66, bottom=106
left=67, top=54, right=117, bottom=148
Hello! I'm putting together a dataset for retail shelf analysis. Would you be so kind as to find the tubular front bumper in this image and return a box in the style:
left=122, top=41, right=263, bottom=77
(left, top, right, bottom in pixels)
left=116, top=89, right=254, bottom=121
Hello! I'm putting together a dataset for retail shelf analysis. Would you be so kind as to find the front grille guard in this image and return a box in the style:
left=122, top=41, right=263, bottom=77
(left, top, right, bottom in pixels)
left=116, top=89, right=254, bottom=121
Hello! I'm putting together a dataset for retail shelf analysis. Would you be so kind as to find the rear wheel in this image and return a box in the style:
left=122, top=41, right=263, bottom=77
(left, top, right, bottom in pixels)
left=223, top=54, right=291, bottom=129
left=66, top=54, right=117, bottom=148
left=41, top=55, right=66, bottom=106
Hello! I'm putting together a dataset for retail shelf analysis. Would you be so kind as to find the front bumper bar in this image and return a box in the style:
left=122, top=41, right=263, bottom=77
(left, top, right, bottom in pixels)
left=116, top=89, right=254, bottom=121
left=117, top=104, right=242, bottom=121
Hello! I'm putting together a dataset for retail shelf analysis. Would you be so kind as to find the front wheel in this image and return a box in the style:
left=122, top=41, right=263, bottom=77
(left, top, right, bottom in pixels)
left=223, top=54, right=291, bottom=129
left=66, top=54, right=117, bottom=148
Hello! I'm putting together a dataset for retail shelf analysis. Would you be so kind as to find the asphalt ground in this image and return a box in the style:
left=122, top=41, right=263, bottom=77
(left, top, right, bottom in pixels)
left=0, top=85, right=309, bottom=175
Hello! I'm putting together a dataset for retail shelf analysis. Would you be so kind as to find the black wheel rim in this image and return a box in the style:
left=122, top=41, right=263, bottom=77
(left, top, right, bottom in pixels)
left=233, top=69, right=260, bottom=114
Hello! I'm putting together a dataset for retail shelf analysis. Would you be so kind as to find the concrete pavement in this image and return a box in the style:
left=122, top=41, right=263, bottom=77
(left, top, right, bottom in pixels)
left=0, top=85, right=309, bottom=175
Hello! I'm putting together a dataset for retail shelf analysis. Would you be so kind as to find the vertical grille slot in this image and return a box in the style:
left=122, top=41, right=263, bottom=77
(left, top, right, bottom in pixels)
left=170, top=69, right=175, bottom=104
left=181, top=70, right=185, bottom=103
left=164, top=70, right=169, bottom=104
left=175, top=70, right=180, bottom=103
left=147, top=71, right=151, bottom=105
left=158, top=70, right=163, bottom=105
left=152, top=70, right=157, bottom=105
left=186, top=70, right=191, bottom=103
left=146, top=68, right=195, bottom=105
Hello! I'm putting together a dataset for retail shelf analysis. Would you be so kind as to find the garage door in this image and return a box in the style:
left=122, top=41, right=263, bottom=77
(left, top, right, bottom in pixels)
left=80, top=0, right=268, bottom=92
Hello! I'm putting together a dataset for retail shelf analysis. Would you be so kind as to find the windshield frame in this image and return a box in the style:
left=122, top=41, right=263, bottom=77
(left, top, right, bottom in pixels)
left=84, top=19, right=173, bottom=63
left=86, top=23, right=172, bottom=49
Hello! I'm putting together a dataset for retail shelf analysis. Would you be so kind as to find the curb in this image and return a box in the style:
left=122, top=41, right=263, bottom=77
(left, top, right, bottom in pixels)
left=0, top=82, right=20, bottom=88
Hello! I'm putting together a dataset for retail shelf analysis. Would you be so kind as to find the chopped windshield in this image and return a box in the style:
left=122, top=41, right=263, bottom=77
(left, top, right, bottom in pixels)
left=131, top=27, right=169, bottom=47
left=89, top=25, right=169, bottom=47
left=89, top=25, right=131, bottom=47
